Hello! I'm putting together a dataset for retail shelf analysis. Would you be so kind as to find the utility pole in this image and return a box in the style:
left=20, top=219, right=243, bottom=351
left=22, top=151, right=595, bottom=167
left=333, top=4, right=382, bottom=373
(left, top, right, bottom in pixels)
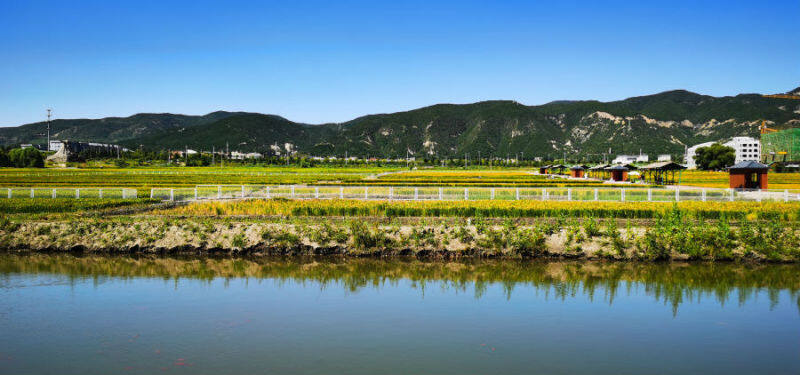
left=46, top=109, right=52, bottom=151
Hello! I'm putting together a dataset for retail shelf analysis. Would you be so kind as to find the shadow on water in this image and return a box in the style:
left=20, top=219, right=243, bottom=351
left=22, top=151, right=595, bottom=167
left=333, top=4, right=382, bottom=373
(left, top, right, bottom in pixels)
left=2, top=253, right=800, bottom=315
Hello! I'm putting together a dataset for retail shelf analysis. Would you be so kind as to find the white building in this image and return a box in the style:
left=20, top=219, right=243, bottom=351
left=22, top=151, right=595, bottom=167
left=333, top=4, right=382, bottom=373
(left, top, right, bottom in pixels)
left=684, top=137, right=760, bottom=169
left=612, top=154, right=648, bottom=164
left=657, top=154, right=672, bottom=162
left=49, top=140, right=64, bottom=152
left=230, top=151, right=264, bottom=160
left=726, top=137, right=761, bottom=164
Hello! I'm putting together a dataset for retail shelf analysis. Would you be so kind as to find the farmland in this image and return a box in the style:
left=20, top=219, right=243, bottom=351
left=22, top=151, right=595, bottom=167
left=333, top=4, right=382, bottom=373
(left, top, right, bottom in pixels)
left=2, top=165, right=800, bottom=262
left=4, top=165, right=800, bottom=190
left=0, top=166, right=641, bottom=188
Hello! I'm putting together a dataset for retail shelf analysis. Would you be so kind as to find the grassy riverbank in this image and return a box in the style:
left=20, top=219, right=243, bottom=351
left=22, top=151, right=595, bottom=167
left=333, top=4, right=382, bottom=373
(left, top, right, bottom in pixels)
left=2, top=206, right=799, bottom=261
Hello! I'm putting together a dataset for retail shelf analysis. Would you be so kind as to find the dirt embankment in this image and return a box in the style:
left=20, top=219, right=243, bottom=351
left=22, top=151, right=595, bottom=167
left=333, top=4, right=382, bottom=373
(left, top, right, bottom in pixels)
left=0, top=218, right=792, bottom=262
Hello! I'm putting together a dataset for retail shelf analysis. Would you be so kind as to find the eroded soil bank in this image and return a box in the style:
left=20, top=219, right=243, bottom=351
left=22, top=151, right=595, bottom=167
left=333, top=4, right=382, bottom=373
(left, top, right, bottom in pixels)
left=2, top=216, right=798, bottom=261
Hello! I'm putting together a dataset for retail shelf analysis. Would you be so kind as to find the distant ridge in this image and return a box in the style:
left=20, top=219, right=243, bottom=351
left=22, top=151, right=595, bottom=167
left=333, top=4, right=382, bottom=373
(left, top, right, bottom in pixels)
left=2, top=87, right=799, bottom=158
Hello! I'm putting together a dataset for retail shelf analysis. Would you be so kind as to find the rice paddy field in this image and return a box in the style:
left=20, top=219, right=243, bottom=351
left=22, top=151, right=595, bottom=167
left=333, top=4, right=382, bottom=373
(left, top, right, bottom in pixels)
left=0, top=166, right=644, bottom=189
left=0, top=166, right=389, bottom=188
left=4, top=166, right=800, bottom=190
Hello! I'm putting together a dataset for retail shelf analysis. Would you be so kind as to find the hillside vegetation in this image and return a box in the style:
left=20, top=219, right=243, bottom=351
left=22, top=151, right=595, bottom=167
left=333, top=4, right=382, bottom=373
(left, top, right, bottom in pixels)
left=2, top=89, right=799, bottom=159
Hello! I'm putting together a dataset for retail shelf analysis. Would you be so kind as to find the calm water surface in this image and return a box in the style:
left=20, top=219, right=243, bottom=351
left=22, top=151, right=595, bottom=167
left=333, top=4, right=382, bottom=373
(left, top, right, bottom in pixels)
left=0, top=254, right=799, bottom=374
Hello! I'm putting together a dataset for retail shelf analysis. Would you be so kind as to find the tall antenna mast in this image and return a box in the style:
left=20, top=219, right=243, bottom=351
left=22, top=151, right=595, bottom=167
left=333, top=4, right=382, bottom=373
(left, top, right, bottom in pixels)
left=46, top=109, right=52, bottom=150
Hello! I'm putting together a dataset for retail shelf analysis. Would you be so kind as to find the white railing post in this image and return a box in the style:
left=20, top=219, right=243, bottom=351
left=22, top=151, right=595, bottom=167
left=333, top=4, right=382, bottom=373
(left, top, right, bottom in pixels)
left=241, top=185, right=245, bottom=198
left=122, top=189, right=127, bottom=199
left=567, top=188, right=572, bottom=201
left=389, top=186, right=393, bottom=201
left=757, top=189, right=762, bottom=202
left=594, top=188, right=598, bottom=201
left=217, top=185, right=222, bottom=199
left=194, top=188, right=198, bottom=200
left=75, top=189, right=80, bottom=199
left=315, top=187, right=319, bottom=199
left=542, top=188, right=547, bottom=201
left=701, top=188, right=706, bottom=202
left=150, top=188, right=154, bottom=199
left=364, top=187, right=368, bottom=199
left=621, top=188, right=625, bottom=202
left=52, top=188, right=56, bottom=199
left=515, top=188, right=519, bottom=200
left=414, top=187, right=418, bottom=200
left=647, top=188, right=652, bottom=202
left=464, top=188, right=468, bottom=200
left=340, top=187, right=344, bottom=199
left=729, top=189, right=734, bottom=202
left=292, top=185, right=296, bottom=198
left=439, top=187, right=443, bottom=200
left=266, top=186, right=271, bottom=199
left=675, top=188, right=680, bottom=202
left=7, top=188, right=11, bottom=199
left=31, top=188, right=34, bottom=198
left=490, top=188, right=495, bottom=200
left=99, top=188, right=103, bottom=199
left=170, top=189, right=174, bottom=201
left=785, top=189, right=789, bottom=202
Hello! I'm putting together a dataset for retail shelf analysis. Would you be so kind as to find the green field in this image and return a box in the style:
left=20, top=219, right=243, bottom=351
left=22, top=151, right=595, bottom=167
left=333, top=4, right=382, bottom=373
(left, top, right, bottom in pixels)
left=0, top=166, right=653, bottom=189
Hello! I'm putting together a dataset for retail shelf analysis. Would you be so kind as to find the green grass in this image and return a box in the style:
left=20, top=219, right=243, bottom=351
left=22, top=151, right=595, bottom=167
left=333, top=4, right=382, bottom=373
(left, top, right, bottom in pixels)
left=0, top=198, right=161, bottom=214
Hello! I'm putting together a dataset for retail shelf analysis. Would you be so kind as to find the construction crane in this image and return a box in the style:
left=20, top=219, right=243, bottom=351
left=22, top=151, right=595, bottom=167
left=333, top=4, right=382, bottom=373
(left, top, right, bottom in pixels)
left=760, top=120, right=779, bottom=134
left=763, top=94, right=800, bottom=100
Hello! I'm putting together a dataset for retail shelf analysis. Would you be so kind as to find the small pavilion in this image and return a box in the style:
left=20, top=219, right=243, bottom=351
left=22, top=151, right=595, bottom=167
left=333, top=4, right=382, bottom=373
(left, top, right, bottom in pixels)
left=728, top=161, right=769, bottom=190
left=549, top=164, right=567, bottom=175
left=639, top=162, right=686, bottom=185
left=588, top=164, right=609, bottom=179
left=539, top=164, right=551, bottom=174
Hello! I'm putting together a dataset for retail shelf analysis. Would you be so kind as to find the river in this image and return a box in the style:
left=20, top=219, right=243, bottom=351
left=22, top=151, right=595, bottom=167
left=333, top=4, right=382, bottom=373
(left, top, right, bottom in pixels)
left=0, top=255, right=798, bottom=374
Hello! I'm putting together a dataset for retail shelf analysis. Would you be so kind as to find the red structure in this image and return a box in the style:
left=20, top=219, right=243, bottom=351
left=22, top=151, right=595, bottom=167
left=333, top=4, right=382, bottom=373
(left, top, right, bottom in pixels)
left=607, top=165, right=628, bottom=182
left=539, top=165, right=550, bottom=174
left=728, top=161, right=769, bottom=190
left=569, top=166, right=584, bottom=178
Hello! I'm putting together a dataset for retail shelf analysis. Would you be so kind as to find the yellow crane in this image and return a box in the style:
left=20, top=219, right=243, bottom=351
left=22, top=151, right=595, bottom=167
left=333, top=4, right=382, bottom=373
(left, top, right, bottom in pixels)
left=760, top=120, right=779, bottom=134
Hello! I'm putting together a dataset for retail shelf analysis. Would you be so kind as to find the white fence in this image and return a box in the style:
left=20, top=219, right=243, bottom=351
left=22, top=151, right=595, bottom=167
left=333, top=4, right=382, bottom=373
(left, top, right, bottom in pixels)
left=2, top=187, right=138, bottom=199
left=147, top=185, right=800, bottom=203
left=5, top=185, right=799, bottom=203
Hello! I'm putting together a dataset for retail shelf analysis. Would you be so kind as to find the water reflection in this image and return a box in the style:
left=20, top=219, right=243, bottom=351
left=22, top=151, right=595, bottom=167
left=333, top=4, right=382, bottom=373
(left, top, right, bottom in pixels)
left=2, top=254, right=799, bottom=315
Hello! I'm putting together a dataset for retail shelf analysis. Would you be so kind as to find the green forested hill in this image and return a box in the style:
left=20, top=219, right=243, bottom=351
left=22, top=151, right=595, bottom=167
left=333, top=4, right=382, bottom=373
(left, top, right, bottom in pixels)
left=0, top=111, right=246, bottom=146
left=3, top=89, right=799, bottom=159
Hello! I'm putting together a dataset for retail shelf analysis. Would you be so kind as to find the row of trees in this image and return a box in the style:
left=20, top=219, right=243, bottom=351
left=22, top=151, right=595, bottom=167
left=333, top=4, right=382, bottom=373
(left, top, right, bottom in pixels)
left=0, top=147, right=45, bottom=168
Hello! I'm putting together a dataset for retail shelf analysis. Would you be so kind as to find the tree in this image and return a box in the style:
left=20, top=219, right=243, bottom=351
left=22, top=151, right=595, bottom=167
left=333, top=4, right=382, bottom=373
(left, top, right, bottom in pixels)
left=0, top=149, right=9, bottom=167
left=8, top=147, right=44, bottom=168
left=694, top=143, right=735, bottom=170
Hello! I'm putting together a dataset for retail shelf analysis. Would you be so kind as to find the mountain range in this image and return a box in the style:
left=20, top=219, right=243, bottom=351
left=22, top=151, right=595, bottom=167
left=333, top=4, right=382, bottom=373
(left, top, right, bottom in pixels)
left=2, top=87, right=800, bottom=158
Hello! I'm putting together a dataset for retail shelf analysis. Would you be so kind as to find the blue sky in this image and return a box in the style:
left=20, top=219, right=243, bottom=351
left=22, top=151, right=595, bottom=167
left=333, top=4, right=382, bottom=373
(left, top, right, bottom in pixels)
left=1, top=0, right=798, bottom=126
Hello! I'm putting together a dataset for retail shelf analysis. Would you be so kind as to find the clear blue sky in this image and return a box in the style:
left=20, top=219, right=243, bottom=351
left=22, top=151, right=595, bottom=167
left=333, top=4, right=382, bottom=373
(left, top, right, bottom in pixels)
left=1, top=0, right=798, bottom=126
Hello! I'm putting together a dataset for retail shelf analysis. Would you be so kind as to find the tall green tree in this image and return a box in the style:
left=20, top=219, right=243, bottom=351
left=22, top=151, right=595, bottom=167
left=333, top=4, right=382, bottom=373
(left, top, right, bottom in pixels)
left=8, top=147, right=44, bottom=168
left=694, top=143, right=735, bottom=170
